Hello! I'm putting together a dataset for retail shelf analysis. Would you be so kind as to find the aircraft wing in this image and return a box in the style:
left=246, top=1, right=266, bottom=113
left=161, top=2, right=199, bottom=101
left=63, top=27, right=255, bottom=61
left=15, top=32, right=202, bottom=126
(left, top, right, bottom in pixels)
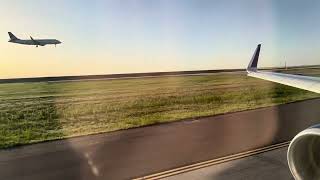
left=247, top=44, right=320, bottom=94
left=30, top=36, right=43, bottom=46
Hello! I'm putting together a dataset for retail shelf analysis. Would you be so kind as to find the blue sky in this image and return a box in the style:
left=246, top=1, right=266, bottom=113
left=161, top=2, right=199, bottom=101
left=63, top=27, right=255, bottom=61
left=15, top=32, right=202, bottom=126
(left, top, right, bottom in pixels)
left=0, top=0, right=319, bottom=78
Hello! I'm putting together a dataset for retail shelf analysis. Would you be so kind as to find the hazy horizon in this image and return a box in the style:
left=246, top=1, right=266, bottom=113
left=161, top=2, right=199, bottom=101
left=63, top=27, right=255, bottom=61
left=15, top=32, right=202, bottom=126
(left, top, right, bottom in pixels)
left=1, top=0, right=320, bottom=78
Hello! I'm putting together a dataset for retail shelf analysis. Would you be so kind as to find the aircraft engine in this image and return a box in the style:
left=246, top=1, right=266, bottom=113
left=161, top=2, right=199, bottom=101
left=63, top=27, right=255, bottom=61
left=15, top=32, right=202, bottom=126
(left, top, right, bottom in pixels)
left=287, top=124, right=320, bottom=180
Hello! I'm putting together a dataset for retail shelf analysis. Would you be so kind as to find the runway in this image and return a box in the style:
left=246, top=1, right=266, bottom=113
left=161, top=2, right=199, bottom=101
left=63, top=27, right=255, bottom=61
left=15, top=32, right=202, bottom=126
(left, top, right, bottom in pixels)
left=0, top=98, right=320, bottom=180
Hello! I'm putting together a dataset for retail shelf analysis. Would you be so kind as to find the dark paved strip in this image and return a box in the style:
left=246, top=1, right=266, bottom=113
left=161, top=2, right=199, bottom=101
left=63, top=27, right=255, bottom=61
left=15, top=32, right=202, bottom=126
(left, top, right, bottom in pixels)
left=0, top=69, right=244, bottom=84
left=1, top=65, right=318, bottom=83
left=166, top=147, right=293, bottom=180
left=0, top=98, right=320, bottom=180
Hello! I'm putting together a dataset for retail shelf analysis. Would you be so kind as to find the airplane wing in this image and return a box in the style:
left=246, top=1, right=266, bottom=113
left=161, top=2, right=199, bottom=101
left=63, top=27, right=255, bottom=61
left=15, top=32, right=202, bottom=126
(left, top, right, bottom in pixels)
left=247, top=44, right=320, bottom=94
left=30, top=36, right=44, bottom=46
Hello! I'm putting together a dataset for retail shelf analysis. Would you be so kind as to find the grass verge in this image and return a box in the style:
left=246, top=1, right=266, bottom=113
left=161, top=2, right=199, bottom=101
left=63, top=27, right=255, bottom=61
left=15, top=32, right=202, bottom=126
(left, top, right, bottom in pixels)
left=0, top=68, right=319, bottom=148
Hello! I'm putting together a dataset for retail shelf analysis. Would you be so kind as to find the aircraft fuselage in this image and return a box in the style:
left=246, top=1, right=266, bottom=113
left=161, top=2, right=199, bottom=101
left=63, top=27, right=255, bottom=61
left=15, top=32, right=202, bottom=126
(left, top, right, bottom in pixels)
left=9, top=39, right=61, bottom=46
left=8, top=32, right=61, bottom=47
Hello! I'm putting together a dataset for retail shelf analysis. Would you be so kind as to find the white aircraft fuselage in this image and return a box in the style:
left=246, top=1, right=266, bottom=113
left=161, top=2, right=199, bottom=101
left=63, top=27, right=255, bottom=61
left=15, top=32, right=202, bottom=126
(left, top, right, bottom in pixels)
left=8, top=32, right=61, bottom=47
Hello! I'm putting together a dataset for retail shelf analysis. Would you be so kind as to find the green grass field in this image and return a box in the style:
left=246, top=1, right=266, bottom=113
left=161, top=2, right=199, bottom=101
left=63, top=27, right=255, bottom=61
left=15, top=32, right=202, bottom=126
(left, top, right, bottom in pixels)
left=0, top=68, right=319, bottom=149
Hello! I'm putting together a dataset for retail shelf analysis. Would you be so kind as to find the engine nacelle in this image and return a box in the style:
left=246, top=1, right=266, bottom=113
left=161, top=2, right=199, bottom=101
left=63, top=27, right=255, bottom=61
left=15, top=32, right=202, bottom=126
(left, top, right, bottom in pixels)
left=287, top=124, right=320, bottom=180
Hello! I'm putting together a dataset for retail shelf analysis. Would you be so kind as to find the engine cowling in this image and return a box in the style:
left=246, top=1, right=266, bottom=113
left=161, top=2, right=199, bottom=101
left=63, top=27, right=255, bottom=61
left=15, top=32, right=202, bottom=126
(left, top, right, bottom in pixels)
left=287, top=124, right=320, bottom=180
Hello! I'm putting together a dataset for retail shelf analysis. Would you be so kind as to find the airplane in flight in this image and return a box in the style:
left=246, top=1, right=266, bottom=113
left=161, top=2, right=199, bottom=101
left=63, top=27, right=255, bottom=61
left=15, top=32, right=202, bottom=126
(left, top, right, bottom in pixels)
left=247, top=44, right=320, bottom=180
left=8, top=32, right=62, bottom=47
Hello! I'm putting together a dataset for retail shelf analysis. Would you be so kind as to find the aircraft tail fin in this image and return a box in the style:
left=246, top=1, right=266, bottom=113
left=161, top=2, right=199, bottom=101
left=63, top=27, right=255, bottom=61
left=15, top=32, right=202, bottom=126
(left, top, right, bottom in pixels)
left=8, top=32, right=19, bottom=40
left=247, top=44, right=261, bottom=72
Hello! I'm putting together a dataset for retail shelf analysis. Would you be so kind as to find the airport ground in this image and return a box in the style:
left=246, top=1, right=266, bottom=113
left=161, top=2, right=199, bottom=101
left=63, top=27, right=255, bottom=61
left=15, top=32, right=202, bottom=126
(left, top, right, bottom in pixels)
left=1, top=66, right=320, bottom=179
left=1, top=98, right=320, bottom=180
left=0, top=66, right=320, bottom=149
left=165, top=146, right=292, bottom=180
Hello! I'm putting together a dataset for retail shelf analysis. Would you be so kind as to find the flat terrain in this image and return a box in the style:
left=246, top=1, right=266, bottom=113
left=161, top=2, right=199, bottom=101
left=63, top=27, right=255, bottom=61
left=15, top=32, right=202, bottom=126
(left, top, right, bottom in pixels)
left=166, top=147, right=292, bottom=180
left=1, top=98, right=320, bottom=180
left=0, top=67, right=320, bottom=148
left=0, top=68, right=320, bottom=148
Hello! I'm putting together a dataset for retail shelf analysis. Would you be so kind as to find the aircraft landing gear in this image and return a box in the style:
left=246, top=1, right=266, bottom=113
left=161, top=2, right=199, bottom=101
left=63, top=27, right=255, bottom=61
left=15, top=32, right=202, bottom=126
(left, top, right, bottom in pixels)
left=36, top=45, right=38, bottom=48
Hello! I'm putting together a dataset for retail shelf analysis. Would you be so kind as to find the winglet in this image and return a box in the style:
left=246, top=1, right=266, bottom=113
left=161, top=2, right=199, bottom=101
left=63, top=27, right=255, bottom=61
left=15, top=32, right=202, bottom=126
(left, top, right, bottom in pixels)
left=247, top=44, right=261, bottom=72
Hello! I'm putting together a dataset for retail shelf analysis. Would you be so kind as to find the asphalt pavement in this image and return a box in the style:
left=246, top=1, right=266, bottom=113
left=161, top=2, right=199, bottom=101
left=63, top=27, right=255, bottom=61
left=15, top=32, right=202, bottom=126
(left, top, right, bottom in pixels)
left=0, top=98, right=320, bottom=180
left=165, top=147, right=293, bottom=180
